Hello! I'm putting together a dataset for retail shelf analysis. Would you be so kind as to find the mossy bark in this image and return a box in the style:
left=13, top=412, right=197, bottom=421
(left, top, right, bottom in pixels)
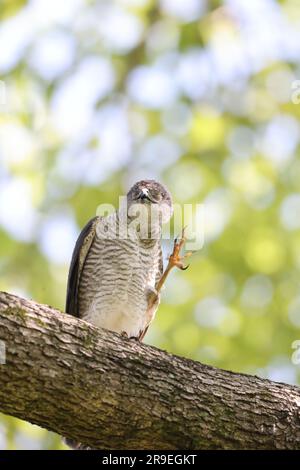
left=0, top=291, right=300, bottom=450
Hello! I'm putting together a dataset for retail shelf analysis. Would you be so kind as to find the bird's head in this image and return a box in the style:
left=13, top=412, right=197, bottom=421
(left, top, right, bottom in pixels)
left=126, top=180, right=173, bottom=226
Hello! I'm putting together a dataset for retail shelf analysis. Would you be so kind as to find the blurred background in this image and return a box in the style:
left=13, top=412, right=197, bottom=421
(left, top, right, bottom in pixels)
left=0, top=0, right=300, bottom=450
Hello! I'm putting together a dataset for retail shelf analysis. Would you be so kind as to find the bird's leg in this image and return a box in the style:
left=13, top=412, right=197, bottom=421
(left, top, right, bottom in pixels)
left=148, top=228, right=192, bottom=308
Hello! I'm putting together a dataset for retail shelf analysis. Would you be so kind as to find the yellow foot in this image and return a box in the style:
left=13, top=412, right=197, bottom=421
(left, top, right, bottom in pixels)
left=168, top=227, right=193, bottom=271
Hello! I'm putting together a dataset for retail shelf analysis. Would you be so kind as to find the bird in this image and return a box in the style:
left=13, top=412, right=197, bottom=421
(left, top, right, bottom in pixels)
left=64, top=179, right=190, bottom=449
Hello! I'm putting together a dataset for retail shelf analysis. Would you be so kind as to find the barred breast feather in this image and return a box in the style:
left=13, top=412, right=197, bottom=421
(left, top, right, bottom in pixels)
left=65, top=213, right=163, bottom=339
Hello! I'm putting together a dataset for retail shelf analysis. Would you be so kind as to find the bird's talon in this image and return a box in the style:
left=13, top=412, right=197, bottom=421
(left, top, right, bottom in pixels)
left=181, top=264, right=189, bottom=271
left=129, top=336, right=140, bottom=341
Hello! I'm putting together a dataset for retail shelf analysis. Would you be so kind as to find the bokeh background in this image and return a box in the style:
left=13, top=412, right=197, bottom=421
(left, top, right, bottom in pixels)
left=1, top=0, right=300, bottom=450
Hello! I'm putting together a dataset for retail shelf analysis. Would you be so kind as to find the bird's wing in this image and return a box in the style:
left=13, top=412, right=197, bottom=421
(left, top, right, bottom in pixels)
left=65, top=216, right=99, bottom=317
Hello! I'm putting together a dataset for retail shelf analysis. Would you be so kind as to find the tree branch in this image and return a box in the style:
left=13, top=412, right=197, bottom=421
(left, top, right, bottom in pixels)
left=0, top=291, right=299, bottom=450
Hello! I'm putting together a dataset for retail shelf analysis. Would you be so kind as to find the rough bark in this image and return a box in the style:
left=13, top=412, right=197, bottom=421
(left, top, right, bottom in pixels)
left=0, top=291, right=299, bottom=450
